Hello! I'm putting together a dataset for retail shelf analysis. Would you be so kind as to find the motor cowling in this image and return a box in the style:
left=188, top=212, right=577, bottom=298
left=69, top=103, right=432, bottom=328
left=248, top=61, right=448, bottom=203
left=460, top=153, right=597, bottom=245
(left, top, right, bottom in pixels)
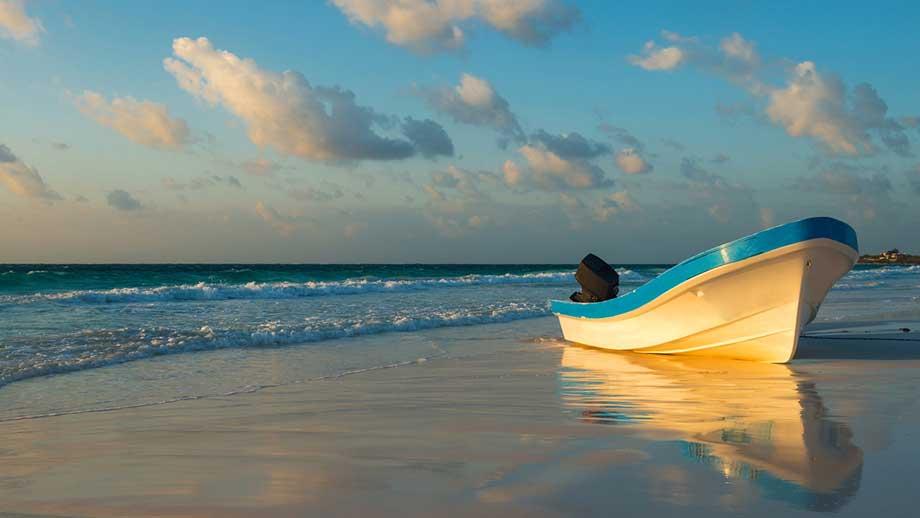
left=570, top=253, right=619, bottom=303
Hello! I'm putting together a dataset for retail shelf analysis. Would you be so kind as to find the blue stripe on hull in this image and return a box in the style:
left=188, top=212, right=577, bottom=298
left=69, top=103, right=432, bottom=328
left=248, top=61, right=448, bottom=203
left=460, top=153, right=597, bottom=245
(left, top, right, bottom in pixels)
left=551, top=217, right=858, bottom=320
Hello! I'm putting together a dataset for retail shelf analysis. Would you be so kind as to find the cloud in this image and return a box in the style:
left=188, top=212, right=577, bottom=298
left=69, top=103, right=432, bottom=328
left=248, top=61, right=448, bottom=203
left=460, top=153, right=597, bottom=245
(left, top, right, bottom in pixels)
left=529, top=130, right=610, bottom=159
left=709, top=153, right=731, bottom=164
left=598, top=124, right=646, bottom=151
left=164, top=36, right=450, bottom=162
left=503, top=129, right=614, bottom=190
left=720, top=32, right=759, bottom=66
left=680, top=157, right=727, bottom=187
left=420, top=165, right=504, bottom=236
left=401, top=117, right=454, bottom=158
left=420, top=73, right=524, bottom=143
left=289, top=185, right=345, bottom=202
left=427, top=165, right=499, bottom=201
left=628, top=41, right=684, bottom=71
left=0, top=143, right=14, bottom=163
left=241, top=158, right=282, bottom=177
left=517, top=144, right=610, bottom=190
left=0, top=144, right=60, bottom=200
left=331, top=0, right=579, bottom=53
left=255, top=201, right=295, bottom=236
left=162, top=175, right=242, bottom=191
left=598, top=123, right=654, bottom=174
left=660, top=138, right=685, bottom=151
left=794, top=162, right=894, bottom=221
left=74, top=91, right=191, bottom=150
left=0, top=0, right=43, bottom=46
left=794, top=162, right=892, bottom=196
left=614, top=148, right=652, bottom=174
left=106, top=189, right=143, bottom=211
left=594, top=191, right=639, bottom=221
left=680, top=157, right=761, bottom=224
left=343, top=221, right=367, bottom=239
left=906, top=165, right=920, bottom=195
left=502, top=159, right=524, bottom=187
left=630, top=31, right=914, bottom=156
left=767, top=64, right=912, bottom=156
left=630, top=30, right=763, bottom=89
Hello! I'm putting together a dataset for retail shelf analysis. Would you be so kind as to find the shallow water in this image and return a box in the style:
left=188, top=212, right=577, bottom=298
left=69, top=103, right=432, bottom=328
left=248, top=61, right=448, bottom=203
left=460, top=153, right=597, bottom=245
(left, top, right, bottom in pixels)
left=1, top=263, right=915, bottom=393
left=0, top=263, right=918, bottom=516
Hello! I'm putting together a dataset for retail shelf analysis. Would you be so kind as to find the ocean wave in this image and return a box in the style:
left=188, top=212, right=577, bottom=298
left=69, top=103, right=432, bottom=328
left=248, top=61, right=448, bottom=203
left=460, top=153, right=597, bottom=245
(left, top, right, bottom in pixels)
left=847, top=265, right=919, bottom=279
left=0, top=302, right=551, bottom=387
left=3, top=272, right=582, bottom=305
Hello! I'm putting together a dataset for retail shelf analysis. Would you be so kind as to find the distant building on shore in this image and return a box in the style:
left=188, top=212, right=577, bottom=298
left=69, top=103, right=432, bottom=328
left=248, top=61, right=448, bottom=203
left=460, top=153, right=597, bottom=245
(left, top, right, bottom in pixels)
left=858, top=249, right=920, bottom=264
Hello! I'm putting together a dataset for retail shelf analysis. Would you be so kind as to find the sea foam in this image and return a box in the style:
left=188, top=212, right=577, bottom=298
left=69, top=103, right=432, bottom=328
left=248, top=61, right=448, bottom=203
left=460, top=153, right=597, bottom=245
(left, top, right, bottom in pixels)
left=0, top=302, right=551, bottom=387
left=2, top=272, right=576, bottom=305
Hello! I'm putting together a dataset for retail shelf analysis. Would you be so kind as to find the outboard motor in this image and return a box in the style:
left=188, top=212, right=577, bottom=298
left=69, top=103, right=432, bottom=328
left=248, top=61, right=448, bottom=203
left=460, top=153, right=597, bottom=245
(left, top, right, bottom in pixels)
left=570, top=253, right=619, bottom=303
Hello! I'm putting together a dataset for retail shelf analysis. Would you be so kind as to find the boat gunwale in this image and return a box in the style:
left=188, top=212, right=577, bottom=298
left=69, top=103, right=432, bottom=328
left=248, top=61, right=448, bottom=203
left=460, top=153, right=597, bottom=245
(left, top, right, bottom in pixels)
left=550, top=217, right=858, bottom=320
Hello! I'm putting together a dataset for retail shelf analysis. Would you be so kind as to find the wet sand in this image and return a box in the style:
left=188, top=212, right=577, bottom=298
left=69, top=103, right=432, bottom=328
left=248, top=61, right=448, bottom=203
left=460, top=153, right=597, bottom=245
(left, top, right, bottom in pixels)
left=1, top=319, right=919, bottom=517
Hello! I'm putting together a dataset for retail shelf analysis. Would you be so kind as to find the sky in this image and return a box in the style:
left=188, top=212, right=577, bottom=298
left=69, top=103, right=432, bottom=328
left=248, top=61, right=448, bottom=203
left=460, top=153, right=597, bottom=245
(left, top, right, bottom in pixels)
left=1, top=0, right=918, bottom=263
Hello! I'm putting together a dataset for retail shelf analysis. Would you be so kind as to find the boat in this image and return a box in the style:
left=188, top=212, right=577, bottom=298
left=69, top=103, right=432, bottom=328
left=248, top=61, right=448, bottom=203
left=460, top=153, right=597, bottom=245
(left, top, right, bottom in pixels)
left=551, top=217, right=859, bottom=363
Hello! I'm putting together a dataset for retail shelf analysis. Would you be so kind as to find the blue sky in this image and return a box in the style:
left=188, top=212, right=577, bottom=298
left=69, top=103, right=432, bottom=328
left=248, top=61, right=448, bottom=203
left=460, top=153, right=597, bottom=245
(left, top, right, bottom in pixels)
left=1, top=0, right=918, bottom=263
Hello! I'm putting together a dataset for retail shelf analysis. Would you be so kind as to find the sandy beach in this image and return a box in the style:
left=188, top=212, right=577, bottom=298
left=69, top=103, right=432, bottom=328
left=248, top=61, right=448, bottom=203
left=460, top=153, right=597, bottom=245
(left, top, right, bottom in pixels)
left=4, top=0, right=920, bottom=515
left=2, top=317, right=919, bottom=517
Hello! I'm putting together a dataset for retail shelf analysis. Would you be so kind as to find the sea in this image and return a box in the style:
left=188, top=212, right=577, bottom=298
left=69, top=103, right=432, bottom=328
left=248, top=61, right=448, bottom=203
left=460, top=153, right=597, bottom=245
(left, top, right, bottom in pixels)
left=1, top=263, right=918, bottom=422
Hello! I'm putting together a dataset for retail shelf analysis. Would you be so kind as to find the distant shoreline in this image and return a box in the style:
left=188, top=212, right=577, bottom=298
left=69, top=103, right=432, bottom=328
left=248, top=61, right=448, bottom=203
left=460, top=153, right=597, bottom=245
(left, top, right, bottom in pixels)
left=858, top=249, right=920, bottom=265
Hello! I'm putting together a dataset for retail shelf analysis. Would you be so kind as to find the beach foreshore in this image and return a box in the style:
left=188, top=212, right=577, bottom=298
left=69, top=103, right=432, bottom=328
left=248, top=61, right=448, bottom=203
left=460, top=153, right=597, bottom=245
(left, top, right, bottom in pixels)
left=1, top=318, right=919, bottom=517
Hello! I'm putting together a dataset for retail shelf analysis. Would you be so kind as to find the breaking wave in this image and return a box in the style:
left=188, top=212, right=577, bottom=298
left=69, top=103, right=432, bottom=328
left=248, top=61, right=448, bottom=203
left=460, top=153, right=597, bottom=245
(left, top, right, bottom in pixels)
left=3, top=271, right=584, bottom=305
left=0, top=302, right=551, bottom=387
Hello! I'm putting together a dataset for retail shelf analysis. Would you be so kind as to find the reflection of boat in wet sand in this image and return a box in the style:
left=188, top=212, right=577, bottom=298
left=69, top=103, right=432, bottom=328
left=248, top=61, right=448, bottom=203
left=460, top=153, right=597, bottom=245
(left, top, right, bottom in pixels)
left=552, top=217, right=859, bottom=362
left=560, top=347, right=863, bottom=511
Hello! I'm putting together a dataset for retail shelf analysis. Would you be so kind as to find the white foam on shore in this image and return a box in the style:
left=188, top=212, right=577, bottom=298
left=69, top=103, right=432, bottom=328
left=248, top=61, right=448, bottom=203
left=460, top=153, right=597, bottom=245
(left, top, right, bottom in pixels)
left=2, top=272, right=582, bottom=305
left=0, top=302, right=552, bottom=388
left=1, top=269, right=650, bottom=306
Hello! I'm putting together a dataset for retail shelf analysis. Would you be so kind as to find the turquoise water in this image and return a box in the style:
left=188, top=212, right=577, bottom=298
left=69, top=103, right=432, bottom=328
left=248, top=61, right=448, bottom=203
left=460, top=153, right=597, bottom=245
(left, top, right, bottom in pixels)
left=0, top=263, right=917, bottom=396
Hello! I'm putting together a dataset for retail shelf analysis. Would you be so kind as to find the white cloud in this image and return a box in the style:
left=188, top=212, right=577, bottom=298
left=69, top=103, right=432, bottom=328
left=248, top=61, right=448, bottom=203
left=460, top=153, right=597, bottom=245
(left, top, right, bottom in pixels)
left=766, top=62, right=910, bottom=156
left=420, top=73, right=524, bottom=142
left=428, top=165, right=499, bottom=201
left=241, top=157, right=282, bottom=177
left=0, top=144, right=60, bottom=200
left=74, top=91, right=191, bottom=150
left=614, top=148, right=652, bottom=174
left=162, top=175, right=242, bottom=191
left=502, top=159, right=523, bottom=187
left=164, top=37, right=450, bottom=162
left=503, top=130, right=614, bottom=190
left=594, top=191, right=639, bottom=221
left=255, top=201, right=295, bottom=236
left=679, top=157, right=759, bottom=224
left=331, top=0, right=579, bottom=53
left=794, top=162, right=894, bottom=221
left=630, top=31, right=914, bottom=156
left=629, top=30, right=762, bottom=88
left=720, top=32, right=758, bottom=65
left=0, top=0, right=43, bottom=46
left=518, top=144, right=611, bottom=190
left=628, top=41, right=684, bottom=71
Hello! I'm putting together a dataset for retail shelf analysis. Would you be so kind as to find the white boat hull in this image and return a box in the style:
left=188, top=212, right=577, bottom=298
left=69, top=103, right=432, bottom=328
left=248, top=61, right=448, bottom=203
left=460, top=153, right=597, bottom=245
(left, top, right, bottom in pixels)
left=556, top=238, right=858, bottom=363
